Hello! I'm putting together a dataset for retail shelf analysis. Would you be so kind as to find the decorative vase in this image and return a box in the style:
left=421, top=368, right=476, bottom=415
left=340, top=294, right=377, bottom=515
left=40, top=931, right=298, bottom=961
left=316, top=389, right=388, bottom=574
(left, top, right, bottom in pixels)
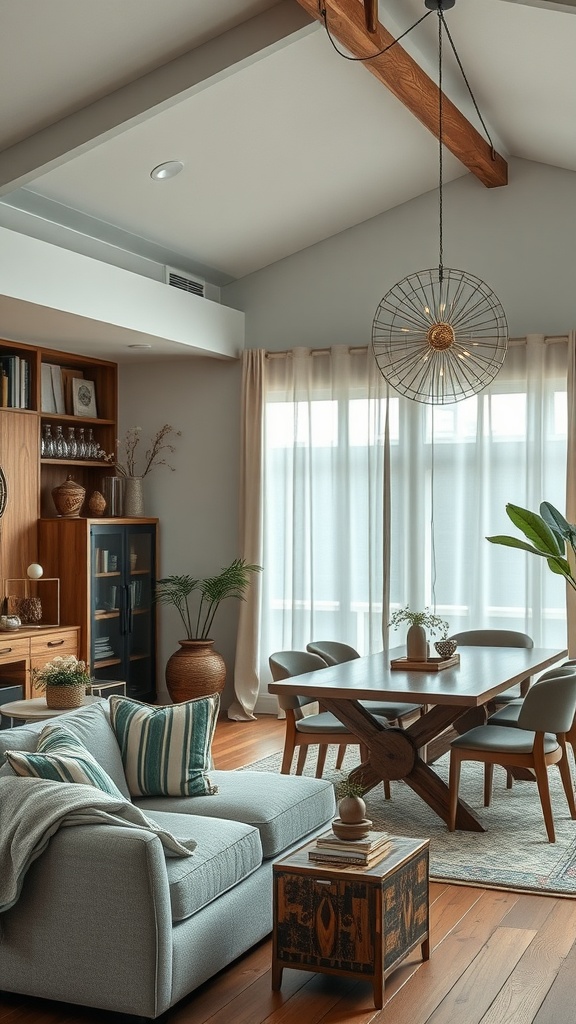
left=45, top=683, right=86, bottom=709
left=123, top=476, right=144, bottom=517
left=51, top=474, right=86, bottom=518
left=165, top=639, right=226, bottom=703
left=406, top=623, right=427, bottom=661
left=434, top=638, right=458, bottom=660
left=15, top=597, right=42, bottom=624
left=102, top=476, right=124, bottom=517
left=338, top=794, right=366, bottom=824
left=87, top=490, right=107, bottom=516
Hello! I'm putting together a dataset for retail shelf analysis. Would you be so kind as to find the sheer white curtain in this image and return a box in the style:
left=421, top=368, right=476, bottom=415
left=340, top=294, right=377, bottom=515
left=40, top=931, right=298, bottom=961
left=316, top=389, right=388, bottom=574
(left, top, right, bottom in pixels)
left=231, top=335, right=568, bottom=717
left=389, top=335, right=568, bottom=648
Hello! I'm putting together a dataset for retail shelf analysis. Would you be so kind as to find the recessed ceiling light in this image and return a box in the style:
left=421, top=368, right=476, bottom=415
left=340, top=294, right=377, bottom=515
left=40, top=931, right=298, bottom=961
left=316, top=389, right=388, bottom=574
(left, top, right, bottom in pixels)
left=150, top=160, right=184, bottom=181
left=128, top=344, right=152, bottom=350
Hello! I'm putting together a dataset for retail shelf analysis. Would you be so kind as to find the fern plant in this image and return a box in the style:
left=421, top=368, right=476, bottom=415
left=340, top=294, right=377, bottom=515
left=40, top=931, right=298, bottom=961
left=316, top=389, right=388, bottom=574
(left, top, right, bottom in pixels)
left=155, top=558, right=262, bottom=640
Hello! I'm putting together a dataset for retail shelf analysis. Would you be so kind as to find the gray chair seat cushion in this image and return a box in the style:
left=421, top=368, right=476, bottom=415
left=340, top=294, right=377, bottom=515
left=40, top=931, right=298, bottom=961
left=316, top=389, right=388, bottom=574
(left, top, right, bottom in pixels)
left=452, top=724, right=559, bottom=754
left=136, top=770, right=335, bottom=859
left=489, top=704, right=522, bottom=726
left=144, top=809, right=262, bottom=923
left=361, top=701, right=420, bottom=718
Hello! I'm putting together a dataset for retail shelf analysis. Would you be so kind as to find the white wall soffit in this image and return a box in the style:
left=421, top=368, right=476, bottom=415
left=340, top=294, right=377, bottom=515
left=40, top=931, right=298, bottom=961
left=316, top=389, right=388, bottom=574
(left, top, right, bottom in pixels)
left=0, top=226, right=244, bottom=361
left=499, top=0, right=576, bottom=11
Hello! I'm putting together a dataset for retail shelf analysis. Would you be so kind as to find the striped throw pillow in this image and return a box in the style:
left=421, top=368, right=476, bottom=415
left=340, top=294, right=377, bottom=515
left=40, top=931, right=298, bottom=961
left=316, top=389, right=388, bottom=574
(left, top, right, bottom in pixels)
left=109, top=694, right=219, bottom=798
left=6, top=725, right=125, bottom=799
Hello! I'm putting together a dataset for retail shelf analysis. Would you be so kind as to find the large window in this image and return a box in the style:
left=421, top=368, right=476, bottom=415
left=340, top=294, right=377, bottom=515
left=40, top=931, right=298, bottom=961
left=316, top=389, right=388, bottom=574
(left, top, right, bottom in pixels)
left=260, top=338, right=568, bottom=666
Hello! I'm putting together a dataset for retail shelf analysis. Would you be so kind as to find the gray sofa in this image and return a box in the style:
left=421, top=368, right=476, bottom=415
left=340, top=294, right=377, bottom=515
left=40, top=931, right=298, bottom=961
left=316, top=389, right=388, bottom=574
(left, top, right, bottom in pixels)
left=0, top=701, right=335, bottom=1020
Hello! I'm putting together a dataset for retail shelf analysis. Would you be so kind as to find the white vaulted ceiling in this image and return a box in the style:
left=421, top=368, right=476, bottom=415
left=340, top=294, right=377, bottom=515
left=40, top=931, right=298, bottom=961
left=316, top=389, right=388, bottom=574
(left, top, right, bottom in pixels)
left=0, top=0, right=574, bottom=356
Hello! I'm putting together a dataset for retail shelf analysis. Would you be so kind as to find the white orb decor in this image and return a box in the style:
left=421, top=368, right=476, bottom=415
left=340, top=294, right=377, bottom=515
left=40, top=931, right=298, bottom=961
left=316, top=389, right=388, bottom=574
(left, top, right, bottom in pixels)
left=27, top=563, right=44, bottom=579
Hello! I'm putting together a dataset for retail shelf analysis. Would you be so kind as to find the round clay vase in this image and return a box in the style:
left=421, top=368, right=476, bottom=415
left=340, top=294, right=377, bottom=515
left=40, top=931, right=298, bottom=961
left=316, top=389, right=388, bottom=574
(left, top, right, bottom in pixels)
left=52, top=474, right=86, bottom=518
left=338, top=794, right=367, bottom=824
left=45, top=683, right=86, bottom=709
left=165, top=639, right=226, bottom=703
left=87, top=490, right=107, bottom=517
left=406, top=622, right=427, bottom=661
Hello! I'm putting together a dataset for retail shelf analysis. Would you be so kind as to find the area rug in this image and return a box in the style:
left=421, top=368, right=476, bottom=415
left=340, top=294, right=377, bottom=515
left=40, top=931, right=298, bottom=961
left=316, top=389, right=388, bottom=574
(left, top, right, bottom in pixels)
left=240, top=747, right=576, bottom=897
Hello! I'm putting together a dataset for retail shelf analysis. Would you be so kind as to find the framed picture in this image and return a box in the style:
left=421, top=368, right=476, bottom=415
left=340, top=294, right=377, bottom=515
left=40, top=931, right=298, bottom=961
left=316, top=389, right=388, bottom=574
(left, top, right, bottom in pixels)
left=72, top=378, right=97, bottom=418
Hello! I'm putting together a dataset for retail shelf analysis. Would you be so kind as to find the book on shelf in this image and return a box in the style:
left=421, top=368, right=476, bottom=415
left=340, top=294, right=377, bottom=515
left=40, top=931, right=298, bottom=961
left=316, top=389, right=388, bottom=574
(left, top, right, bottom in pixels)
left=308, top=841, right=393, bottom=867
left=316, top=829, right=390, bottom=853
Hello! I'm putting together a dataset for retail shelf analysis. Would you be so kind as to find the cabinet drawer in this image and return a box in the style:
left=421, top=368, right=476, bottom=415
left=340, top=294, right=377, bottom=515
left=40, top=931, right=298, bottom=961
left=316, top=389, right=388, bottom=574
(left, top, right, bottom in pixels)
left=0, top=635, right=29, bottom=663
left=30, top=630, right=79, bottom=659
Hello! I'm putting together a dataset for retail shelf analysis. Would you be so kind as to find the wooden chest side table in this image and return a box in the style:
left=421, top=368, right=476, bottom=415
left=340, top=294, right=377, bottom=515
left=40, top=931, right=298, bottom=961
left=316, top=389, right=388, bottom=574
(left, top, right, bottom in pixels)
left=272, top=834, right=430, bottom=1009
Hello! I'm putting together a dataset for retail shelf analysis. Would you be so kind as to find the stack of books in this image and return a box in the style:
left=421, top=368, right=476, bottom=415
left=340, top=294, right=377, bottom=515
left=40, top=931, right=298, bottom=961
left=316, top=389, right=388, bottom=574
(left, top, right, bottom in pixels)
left=308, top=829, right=392, bottom=867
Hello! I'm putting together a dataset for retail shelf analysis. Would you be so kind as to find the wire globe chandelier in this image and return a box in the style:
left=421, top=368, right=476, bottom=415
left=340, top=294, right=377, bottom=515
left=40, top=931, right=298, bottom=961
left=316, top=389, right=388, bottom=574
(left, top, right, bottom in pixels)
left=371, top=0, right=508, bottom=405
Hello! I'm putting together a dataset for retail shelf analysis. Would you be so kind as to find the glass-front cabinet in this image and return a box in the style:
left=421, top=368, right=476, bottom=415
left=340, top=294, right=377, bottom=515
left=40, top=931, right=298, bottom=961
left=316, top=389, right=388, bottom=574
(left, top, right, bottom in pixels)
left=90, top=523, right=156, bottom=700
left=38, top=517, right=158, bottom=704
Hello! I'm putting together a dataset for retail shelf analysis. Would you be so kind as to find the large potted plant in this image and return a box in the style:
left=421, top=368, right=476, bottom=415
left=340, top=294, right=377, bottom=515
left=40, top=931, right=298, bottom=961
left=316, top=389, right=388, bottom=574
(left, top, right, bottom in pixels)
left=155, top=558, right=263, bottom=702
left=487, top=501, right=576, bottom=590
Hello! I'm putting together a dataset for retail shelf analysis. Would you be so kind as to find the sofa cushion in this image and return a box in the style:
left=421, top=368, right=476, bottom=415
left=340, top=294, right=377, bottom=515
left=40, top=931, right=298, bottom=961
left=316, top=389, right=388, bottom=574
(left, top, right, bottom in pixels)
left=0, top=702, right=131, bottom=800
left=109, top=694, right=219, bottom=798
left=143, top=809, right=262, bottom=922
left=6, top=726, right=125, bottom=798
left=136, top=769, right=336, bottom=859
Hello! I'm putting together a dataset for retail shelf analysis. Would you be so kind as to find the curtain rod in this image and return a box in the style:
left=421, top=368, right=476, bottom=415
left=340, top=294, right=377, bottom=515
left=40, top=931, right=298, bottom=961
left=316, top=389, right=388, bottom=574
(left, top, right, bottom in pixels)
left=264, top=336, right=567, bottom=359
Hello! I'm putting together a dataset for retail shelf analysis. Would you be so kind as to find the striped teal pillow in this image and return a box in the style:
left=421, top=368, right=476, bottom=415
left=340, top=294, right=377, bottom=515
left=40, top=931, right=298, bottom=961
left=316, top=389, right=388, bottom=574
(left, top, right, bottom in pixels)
left=6, top=725, right=125, bottom=799
left=109, top=694, right=219, bottom=798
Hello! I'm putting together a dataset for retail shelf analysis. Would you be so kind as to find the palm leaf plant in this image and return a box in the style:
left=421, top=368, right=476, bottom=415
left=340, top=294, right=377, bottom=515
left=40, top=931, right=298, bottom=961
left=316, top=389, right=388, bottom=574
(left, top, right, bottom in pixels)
left=486, top=501, right=576, bottom=591
left=155, top=558, right=263, bottom=640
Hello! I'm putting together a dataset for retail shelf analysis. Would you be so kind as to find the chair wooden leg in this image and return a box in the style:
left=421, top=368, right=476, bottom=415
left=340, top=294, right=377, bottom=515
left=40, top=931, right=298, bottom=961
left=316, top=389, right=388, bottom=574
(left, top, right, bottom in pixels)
left=335, top=744, right=347, bottom=769
left=360, top=744, right=369, bottom=761
left=506, top=770, right=514, bottom=789
left=281, top=742, right=295, bottom=774
left=448, top=751, right=461, bottom=831
left=557, top=738, right=576, bottom=819
left=484, top=763, right=494, bottom=807
left=316, top=744, right=328, bottom=779
left=295, top=746, right=308, bottom=775
left=383, top=779, right=391, bottom=800
left=533, top=739, right=555, bottom=842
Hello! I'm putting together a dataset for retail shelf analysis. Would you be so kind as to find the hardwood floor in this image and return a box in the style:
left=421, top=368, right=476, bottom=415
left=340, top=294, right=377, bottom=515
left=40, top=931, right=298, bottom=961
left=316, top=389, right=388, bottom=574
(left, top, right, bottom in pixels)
left=2, top=714, right=576, bottom=1024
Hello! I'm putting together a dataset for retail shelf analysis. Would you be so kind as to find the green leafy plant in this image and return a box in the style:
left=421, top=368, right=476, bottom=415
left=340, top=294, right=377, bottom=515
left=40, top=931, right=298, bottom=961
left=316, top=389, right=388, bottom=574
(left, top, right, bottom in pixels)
left=336, top=774, right=366, bottom=800
left=155, top=558, right=263, bottom=640
left=487, top=501, right=576, bottom=591
left=388, top=606, right=450, bottom=638
left=33, top=655, right=91, bottom=690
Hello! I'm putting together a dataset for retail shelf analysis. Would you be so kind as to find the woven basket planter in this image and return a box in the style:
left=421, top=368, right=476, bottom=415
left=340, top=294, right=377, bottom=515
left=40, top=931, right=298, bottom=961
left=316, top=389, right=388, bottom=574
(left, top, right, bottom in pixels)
left=45, top=684, right=86, bottom=709
left=165, top=639, right=226, bottom=703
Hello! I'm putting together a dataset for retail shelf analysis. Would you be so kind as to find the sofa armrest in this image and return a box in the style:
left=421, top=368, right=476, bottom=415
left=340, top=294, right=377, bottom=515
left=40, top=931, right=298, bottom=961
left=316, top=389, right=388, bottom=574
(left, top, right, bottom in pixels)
left=0, top=823, right=174, bottom=1019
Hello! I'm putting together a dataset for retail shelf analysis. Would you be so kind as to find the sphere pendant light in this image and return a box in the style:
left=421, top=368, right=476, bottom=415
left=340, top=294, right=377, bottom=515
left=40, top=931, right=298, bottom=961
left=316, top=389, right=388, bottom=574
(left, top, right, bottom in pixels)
left=371, top=0, right=508, bottom=405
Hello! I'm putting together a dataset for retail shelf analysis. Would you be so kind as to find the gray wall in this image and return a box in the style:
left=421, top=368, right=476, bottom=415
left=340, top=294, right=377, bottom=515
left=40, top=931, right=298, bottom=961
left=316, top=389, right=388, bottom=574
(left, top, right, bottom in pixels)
left=119, top=156, right=576, bottom=705
left=224, top=158, right=576, bottom=346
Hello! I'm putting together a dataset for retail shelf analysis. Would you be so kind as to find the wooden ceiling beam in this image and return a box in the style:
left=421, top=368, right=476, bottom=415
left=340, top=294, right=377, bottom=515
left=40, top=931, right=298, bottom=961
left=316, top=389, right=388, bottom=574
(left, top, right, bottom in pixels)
left=295, top=0, right=508, bottom=188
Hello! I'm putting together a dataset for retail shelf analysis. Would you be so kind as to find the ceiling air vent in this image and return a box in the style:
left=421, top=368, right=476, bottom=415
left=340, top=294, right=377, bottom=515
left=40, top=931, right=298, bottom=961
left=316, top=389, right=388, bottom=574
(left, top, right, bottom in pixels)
left=164, top=266, right=205, bottom=297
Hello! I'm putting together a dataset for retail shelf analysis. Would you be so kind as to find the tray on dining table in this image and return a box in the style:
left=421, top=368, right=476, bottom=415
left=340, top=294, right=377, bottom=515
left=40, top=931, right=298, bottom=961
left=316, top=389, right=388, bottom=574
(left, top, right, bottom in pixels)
left=390, top=653, right=460, bottom=672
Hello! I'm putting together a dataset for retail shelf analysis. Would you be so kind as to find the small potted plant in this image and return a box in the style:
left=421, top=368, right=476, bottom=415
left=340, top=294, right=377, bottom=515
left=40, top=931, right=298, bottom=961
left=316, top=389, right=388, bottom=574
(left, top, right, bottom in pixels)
left=33, top=655, right=91, bottom=710
left=336, top=775, right=367, bottom=824
left=389, top=606, right=451, bottom=661
left=155, top=558, right=263, bottom=702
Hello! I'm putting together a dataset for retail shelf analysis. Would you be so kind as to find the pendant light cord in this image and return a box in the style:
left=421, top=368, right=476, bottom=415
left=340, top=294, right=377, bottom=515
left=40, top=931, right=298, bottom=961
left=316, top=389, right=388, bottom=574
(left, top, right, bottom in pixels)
left=319, top=6, right=433, bottom=62
left=438, top=9, right=444, bottom=282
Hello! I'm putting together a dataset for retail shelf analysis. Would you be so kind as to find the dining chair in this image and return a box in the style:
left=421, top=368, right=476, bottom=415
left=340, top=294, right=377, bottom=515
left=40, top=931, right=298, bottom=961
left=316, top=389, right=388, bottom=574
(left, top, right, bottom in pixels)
left=450, top=629, right=534, bottom=705
left=448, top=672, right=576, bottom=842
left=487, top=663, right=576, bottom=790
left=306, top=640, right=423, bottom=724
left=269, top=650, right=387, bottom=780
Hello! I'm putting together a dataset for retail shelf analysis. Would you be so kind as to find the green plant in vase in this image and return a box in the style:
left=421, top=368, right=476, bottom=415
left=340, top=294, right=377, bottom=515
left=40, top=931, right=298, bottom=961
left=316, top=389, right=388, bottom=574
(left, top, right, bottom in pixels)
left=389, top=606, right=450, bottom=661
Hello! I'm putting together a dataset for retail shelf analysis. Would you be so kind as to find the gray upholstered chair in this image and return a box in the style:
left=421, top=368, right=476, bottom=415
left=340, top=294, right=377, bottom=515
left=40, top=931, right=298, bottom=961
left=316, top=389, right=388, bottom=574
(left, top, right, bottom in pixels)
left=270, top=650, right=386, bottom=779
left=448, top=672, right=576, bottom=842
left=306, top=640, right=423, bottom=723
left=450, top=629, right=534, bottom=705
left=488, top=663, right=576, bottom=790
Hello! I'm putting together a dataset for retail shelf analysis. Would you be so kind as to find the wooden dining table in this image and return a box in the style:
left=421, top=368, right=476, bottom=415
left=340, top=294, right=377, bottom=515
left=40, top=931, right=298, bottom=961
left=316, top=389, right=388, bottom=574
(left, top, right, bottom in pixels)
left=268, top=644, right=568, bottom=831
